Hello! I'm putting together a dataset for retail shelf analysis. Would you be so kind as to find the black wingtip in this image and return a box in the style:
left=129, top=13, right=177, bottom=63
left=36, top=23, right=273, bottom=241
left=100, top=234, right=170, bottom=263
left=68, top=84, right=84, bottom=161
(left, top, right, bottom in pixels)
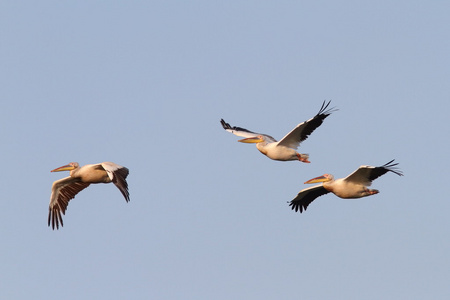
left=288, top=200, right=306, bottom=213
left=317, top=100, right=338, bottom=117
left=383, top=159, right=404, bottom=176
left=220, top=118, right=231, bottom=130
left=123, top=190, right=131, bottom=203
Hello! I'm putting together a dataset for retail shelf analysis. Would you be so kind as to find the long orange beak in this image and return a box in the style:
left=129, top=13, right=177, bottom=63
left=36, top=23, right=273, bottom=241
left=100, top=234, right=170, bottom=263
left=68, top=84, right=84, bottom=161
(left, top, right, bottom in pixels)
left=238, top=137, right=264, bottom=143
left=51, top=164, right=76, bottom=172
left=304, top=175, right=330, bottom=184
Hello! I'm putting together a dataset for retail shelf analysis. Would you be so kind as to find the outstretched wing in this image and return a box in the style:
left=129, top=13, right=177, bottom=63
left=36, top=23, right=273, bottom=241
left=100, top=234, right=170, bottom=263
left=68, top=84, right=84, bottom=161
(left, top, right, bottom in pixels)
left=220, top=119, right=277, bottom=142
left=101, top=162, right=130, bottom=202
left=48, top=177, right=90, bottom=230
left=344, top=159, right=403, bottom=186
left=278, top=100, right=336, bottom=149
left=220, top=119, right=259, bottom=138
left=289, top=184, right=330, bottom=213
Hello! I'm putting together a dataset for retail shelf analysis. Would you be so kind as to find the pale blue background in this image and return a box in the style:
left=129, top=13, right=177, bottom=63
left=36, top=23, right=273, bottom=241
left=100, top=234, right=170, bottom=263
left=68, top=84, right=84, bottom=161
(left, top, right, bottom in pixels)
left=1, top=1, right=449, bottom=299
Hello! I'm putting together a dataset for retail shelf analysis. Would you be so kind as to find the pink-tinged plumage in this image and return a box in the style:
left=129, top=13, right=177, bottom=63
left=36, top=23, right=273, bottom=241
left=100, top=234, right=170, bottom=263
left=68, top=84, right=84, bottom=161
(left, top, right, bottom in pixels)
left=289, top=160, right=403, bottom=213
left=48, top=162, right=130, bottom=229
left=221, top=100, right=336, bottom=163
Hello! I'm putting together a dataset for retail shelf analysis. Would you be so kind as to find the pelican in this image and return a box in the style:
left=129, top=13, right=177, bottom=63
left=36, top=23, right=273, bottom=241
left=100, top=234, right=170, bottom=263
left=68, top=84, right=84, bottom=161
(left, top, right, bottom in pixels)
left=221, top=100, right=336, bottom=163
left=289, top=160, right=403, bottom=213
left=48, top=162, right=130, bottom=229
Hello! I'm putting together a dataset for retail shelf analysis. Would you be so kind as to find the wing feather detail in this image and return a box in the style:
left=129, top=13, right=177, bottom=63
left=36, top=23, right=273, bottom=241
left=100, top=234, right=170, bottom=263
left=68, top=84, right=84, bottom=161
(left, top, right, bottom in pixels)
left=344, top=159, right=403, bottom=186
left=101, top=162, right=130, bottom=202
left=289, top=185, right=330, bottom=213
left=277, top=100, right=336, bottom=149
left=220, top=118, right=277, bottom=142
left=48, top=177, right=90, bottom=230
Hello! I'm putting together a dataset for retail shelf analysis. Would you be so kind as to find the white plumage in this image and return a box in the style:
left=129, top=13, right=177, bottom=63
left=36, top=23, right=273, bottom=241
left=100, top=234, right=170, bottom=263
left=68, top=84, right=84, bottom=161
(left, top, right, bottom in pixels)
left=289, top=160, right=403, bottom=213
left=221, top=100, right=336, bottom=162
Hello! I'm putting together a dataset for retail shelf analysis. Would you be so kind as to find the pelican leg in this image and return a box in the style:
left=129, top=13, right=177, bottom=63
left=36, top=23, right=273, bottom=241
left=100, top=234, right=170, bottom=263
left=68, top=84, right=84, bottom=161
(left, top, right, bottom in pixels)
left=364, top=188, right=379, bottom=196
left=296, top=153, right=310, bottom=163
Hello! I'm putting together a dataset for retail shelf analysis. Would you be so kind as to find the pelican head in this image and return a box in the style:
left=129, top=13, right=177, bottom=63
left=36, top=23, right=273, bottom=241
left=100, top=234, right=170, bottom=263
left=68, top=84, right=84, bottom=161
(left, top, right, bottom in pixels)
left=304, top=174, right=334, bottom=184
left=51, top=162, right=79, bottom=172
left=238, top=135, right=265, bottom=144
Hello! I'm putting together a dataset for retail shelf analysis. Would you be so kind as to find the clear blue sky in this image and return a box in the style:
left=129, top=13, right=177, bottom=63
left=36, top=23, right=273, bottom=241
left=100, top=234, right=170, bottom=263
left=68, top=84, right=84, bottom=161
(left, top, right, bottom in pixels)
left=1, top=1, right=449, bottom=299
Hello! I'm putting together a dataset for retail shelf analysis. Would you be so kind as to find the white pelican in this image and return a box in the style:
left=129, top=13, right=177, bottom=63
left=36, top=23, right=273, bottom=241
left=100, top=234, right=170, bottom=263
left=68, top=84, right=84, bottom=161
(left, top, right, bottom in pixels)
left=289, top=160, right=403, bottom=213
left=48, top=162, right=130, bottom=229
left=221, top=101, right=336, bottom=163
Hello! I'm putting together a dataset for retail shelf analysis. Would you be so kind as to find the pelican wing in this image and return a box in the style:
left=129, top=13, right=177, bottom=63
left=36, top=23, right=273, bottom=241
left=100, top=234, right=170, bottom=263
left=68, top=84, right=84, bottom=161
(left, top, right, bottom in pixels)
left=101, top=162, right=130, bottom=202
left=220, top=119, right=277, bottom=142
left=289, top=184, right=330, bottom=213
left=48, top=177, right=90, bottom=230
left=344, top=159, right=403, bottom=186
left=277, top=100, right=336, bottom=149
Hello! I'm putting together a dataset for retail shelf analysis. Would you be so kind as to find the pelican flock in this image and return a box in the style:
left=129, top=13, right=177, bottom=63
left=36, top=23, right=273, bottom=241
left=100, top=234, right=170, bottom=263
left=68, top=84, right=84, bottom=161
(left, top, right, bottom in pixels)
left=289, top=160, right=403, bottom=213
left=221, top=100, right=336, bottom=163
left=45, top=100, right=402, bottom=229
left=48, top=162, right=130, bottom=229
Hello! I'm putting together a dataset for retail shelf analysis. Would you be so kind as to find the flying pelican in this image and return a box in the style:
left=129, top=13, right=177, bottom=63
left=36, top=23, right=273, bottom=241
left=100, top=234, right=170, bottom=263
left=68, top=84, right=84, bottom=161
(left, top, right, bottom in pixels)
left=48, top=162, right=130, bottom=229
left=221, top=100, right=336, bottom=163
left=289, top=160, right=403, bottom=213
